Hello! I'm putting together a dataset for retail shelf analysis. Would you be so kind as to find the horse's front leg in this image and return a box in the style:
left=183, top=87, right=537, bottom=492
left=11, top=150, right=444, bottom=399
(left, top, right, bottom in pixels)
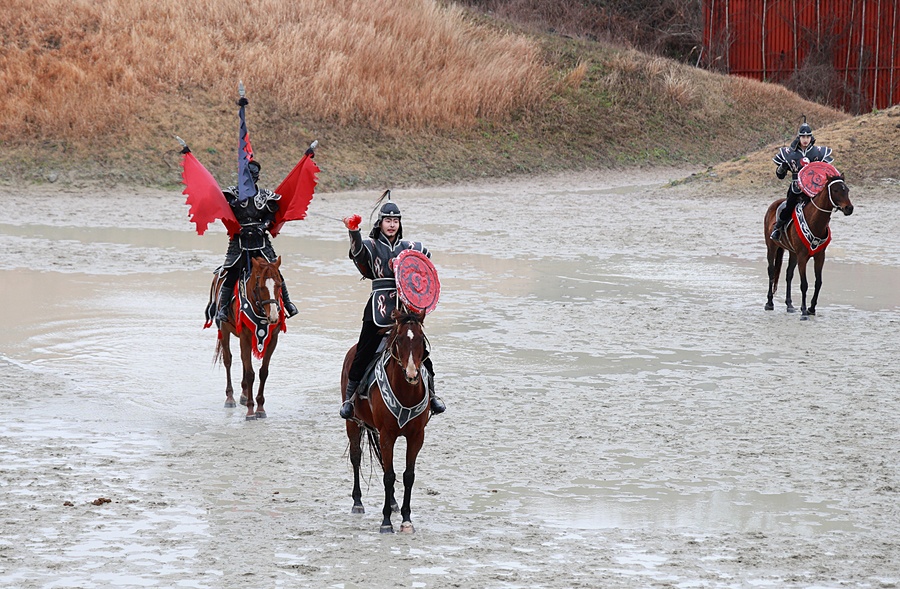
left=765, top=245, right=784, bottom=311
left=399, top=428, right=425, bottom=534
left=255, top=334, right=277, bottom=419
left=221, top=331, right=236, bottom=408
left=784, top=253, right=797, bottom=312
left=380, top=433, right=398, bottom=533
left=797, top=254, right=811, bottom=319
left=347, top=423, right=365, bottom=514
left=239, top=334, right=257, bottom=420
left=808, top=251, right=825, bottom=316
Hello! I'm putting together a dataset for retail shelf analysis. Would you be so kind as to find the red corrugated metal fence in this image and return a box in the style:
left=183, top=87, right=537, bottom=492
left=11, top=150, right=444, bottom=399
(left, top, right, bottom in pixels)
left=703, top=0, right=899, bottom=113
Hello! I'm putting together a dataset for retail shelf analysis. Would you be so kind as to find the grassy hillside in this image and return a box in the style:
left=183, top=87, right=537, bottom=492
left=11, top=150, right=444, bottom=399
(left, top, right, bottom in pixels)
left=3, top=0, right=880, bottom=192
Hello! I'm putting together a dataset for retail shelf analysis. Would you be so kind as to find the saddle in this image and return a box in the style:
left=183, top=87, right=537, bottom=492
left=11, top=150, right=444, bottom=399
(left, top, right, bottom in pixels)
left=356, top=337, right=390, bottom=402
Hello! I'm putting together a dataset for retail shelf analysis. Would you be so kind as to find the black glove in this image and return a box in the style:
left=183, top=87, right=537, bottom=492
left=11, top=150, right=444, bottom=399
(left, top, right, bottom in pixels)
left=776, top=163, right=787, bottom=179
left=180, top=145, right=191, bottom=155
left=237, top=97, right=249, bottom=107
left=305, top=147, right=315, bottom=158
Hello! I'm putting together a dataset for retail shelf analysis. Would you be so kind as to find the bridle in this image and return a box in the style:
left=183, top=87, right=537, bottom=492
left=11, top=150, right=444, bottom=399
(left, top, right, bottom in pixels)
left=250, top=269, right=281, bottom=316
left=387, top=315, right=427, bottom=383
left=809, top=178, right=847, bottom=213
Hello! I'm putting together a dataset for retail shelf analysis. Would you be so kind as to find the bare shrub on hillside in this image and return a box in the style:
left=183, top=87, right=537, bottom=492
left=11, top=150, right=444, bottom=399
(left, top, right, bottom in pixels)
left=0, top=0, right=549, bottom=141
left=456, top=0, right=704, bottom=61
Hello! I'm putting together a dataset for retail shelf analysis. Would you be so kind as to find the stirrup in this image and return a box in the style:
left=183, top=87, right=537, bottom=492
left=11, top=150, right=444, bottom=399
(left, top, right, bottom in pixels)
left=341, top=380, right=359, bottom=419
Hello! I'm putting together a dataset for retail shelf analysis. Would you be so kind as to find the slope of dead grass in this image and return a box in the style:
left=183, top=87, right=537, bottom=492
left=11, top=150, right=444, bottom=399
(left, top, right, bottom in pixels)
left=0, top=0, right=546, bottom=138
left=2, top=0, right=892, bottom=192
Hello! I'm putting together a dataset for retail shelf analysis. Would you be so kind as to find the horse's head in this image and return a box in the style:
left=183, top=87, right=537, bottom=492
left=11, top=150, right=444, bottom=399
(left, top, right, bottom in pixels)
left=250, top=256, right=283, bottom=324
left=819, top=174, right=853, bottom=216
left=389, top=308, right=427, bottom=385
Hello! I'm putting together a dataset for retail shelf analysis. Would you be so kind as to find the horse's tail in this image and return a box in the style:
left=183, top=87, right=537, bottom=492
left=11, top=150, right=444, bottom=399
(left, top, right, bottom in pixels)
left=213, top=331, right=223, bottom=365
left=364, top=428, right=383, bottom=470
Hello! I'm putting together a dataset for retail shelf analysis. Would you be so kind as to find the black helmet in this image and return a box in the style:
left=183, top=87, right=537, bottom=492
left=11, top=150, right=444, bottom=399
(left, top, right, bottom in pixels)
left=798, top=123, right=813, bottom=136
left=370, top=190, right=403, bottom=239
left=378, top=201, right=401, bottom=222
left=248, top=159, right=261, bottom=183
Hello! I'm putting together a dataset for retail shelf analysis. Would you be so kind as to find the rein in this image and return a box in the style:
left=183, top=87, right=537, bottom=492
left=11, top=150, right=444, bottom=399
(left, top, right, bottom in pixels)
left=809, top=179, right=846, bottom=213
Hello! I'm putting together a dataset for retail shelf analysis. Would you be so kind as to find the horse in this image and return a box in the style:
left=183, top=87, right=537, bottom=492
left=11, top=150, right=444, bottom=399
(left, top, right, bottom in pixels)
left=341, top=308, right=431, bottom=533
left=764, top=173, right=853, bottom=319
left=212, top=255, right=285, bottom=419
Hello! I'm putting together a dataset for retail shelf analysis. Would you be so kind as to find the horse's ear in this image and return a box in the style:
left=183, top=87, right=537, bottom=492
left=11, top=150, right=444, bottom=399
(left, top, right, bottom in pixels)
left=275, top=256, right=282, bottom=269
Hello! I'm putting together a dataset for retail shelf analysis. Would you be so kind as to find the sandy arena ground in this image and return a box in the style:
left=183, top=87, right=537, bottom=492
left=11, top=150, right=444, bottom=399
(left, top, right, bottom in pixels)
left=1, top=169, right=899, bottom=588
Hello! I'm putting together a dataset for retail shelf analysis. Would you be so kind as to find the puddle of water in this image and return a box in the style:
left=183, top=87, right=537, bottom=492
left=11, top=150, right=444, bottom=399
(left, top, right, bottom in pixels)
left=527, top=485, right=858, bottom=534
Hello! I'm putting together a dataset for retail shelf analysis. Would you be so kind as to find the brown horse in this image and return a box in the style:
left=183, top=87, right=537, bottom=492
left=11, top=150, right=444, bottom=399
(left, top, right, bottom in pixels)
left=342, top=308, right=431, bottom=533
left=212, top=256, right=285, bottom=419
left=764, top=174, right=853, bottom=318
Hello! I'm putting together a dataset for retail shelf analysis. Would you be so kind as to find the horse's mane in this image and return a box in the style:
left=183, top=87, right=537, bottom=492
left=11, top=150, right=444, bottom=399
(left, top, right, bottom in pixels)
left=390, top=308, right=425, bottom=327
left=813, top=173, right=846, bottom=198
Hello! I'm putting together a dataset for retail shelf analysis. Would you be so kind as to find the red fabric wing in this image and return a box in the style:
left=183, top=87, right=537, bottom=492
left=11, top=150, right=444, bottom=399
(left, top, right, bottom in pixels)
left=181, top=153, right=240, bottom=236
left=271, top=154, right=319, bottom=237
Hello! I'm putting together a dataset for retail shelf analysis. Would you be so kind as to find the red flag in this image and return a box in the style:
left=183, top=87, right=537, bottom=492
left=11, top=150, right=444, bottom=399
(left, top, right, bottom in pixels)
left=181, top=152, right=240, bottom=236
left=271, top=154, right=319, bottom=237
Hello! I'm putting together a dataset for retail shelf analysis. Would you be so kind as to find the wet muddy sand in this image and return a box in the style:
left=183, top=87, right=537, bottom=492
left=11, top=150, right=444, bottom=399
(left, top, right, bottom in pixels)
left=1, top=170, right=899, bottom=588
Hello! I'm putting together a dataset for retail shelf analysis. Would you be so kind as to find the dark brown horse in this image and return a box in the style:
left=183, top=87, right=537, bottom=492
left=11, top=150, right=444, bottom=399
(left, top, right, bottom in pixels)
left=764, top=174, right=853, bottom=318
left=213, top=256, right=285, bottom=419
left=342, top=309, right=431, bottom=533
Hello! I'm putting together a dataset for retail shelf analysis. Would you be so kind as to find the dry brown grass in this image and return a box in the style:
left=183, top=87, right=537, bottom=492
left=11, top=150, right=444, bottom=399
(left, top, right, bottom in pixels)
left=0, top=0, right=549, bottom=141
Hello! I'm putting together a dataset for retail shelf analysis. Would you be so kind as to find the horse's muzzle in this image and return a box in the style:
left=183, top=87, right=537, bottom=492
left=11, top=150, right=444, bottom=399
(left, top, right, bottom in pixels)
left=842, top=205, right=853, bottom=216
left=405, top=375, right=420, bottom=385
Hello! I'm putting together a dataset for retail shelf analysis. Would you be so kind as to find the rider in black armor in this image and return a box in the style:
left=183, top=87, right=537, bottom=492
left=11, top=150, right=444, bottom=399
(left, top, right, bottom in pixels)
left=340, top=194, right=445, bottom=420
left=770, top=122, right=834, bottom=240
left=214, top=159, right=299, bottom=322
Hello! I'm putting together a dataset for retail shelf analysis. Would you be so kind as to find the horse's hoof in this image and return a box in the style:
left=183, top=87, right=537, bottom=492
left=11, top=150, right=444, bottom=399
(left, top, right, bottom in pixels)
left=224, top=400, right=236, bottom=408
left=808, top=309, right=816, bottom=316
left=245, top=415, right=257, bottom=421
left=255, top=411, right=267, bottom=419
left=380, top=525, right=394, bottom=534
left=764, top=303, right=774, bottom=311
left=239, top=396, right=247, bottom=406
left=351, top=505, right=364, bottom=514
left=400, top=522, right=415, bottom=534
left=391, top=502, right=400, bottom=513
left=800, top=315, right=809, bottom=321
left=786, top=307, right=796, bottom=313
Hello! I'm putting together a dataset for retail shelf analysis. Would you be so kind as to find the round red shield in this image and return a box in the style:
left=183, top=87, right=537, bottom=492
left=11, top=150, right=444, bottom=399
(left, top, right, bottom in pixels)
left=393, top=250, right=440, bottom=314
left=798, top=162, right=840, bottom=198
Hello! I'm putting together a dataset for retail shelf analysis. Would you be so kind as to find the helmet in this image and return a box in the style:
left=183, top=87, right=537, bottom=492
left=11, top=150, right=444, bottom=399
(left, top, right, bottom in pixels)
left=378, top=201, right=402, bottom=222
left=798, top=123, right=813, bottom=136
left=370, top=190, right=403, bottom=239
left=248, top=159, right=261, bottom=183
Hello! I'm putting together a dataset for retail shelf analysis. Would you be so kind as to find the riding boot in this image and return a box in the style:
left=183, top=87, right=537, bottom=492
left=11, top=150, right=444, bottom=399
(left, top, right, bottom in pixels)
left=281, top=281, right=299, bottom=318
left=427, top=372, right=445, bottom=415
left=770, top=217, right=786, bottom=241
left=215, top=293, right=232, bottom=323
left=340, top=379, right=359, bottom=419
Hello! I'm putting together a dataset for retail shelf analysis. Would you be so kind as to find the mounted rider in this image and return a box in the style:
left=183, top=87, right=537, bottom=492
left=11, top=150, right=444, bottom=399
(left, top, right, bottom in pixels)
left=340, top=191, right=445, bottom=420
left=214, top=157, right=299, bottom=322
left=770, top=120, right=834, bottom=241
left=209, top=89, right=304, bottom=323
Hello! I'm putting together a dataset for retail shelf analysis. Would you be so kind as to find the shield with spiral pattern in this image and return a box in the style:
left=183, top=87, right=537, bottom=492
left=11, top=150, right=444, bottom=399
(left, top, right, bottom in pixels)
left=798, top=162, right=840, bottom=198
left=393, top=250, right=440, bottom=315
